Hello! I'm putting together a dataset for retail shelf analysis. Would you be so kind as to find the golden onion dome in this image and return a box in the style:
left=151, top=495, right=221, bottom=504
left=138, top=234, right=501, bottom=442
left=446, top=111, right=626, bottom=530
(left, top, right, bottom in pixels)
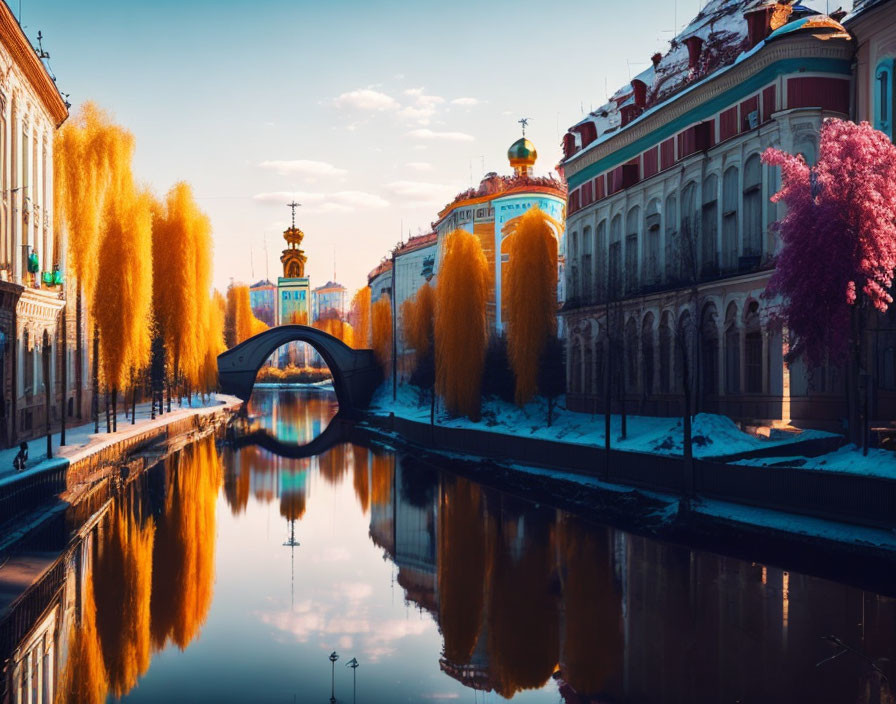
left=508, top=137, right=537, bottom=169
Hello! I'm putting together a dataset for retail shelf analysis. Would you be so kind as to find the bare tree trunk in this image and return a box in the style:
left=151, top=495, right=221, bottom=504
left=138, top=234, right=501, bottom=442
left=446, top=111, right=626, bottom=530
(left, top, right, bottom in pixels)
left=132, top=369, right=137, bottom=425
left=604, top=302, right=612, bottom=482
left=76, top=286, right=83, bottom=420
left=94, top=328, right=100, bottom=433
left=112, top=387, right=117, bottom=433
left=105, top=387, right=111, bottom=433
left=60, top=306, right=66, bottom=446
left=43, top=331, right=51, bottom=460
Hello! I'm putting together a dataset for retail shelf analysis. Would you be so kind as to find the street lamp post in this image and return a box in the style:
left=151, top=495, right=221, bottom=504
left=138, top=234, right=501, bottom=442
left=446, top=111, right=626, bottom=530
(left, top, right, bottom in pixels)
left=346, top=658, right=359, bottom=703
left=329, top=651, right=339, bottom=703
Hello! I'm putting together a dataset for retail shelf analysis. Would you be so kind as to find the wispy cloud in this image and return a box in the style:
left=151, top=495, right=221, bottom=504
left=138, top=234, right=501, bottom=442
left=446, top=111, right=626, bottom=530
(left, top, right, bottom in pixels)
left=404, top=161, right=432, bottom=172
left=450, top=97, right=479, bottom=106
left=254, top=190, right=389, bottom=212
left=398, top=87, right=445, bottom=125
left=258, top=160, right=347, bottom=178
left=333, top=88, right=399, bottom=111
left=407, top=128, right=474, bottom=142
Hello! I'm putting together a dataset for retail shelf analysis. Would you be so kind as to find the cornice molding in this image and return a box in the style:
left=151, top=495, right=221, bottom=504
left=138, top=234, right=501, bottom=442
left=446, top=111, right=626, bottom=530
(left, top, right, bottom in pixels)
left=564, top=36, right=852, bottom=181
left=0, top=3, right=67, bottom=127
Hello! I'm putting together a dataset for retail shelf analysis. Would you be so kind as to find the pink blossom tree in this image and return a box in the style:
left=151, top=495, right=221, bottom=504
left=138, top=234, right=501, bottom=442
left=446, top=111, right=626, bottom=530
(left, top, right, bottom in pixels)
left=763, top=119, right=896, bottom=443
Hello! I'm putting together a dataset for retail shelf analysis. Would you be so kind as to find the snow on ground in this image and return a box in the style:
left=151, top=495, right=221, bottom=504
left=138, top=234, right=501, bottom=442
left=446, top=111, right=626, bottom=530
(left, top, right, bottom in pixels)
left=0, top=394, right=238, bottom=483
left=370, top=384, right=835, bottom=459
left=736, top=444, right=896, bottom=478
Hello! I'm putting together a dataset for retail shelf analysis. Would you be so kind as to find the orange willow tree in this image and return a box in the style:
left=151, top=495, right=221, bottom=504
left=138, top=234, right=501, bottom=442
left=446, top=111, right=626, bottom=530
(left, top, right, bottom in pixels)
left=152, top=183, right=217, bottom=401
left=436, top=229, right=489, bottom=419
left=504, top=207, right=560, bottom=405
left=224, top=284, right=268, bottom=347
left=55, top=103, right=136, bottom=428
left=313, top=315, right=354, bottom=347
left=350, top=286, right=371, bottom=349
left=371, top=294, right=392, bottom=372
left=401, top=281, right=435, bottom=366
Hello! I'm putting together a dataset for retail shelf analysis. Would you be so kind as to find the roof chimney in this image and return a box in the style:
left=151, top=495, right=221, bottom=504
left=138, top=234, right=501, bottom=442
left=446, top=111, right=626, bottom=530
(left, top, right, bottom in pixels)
left=685, top=36, right=704, bottom=70
left=745, top=3, right=792, bottom=48
left=631, top=79, right=647, bottom=109
left=651, top=52, right=662, bottom=68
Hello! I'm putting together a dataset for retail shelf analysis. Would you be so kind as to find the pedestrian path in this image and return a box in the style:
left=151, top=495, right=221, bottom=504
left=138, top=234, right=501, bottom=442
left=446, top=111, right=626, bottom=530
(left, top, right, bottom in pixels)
left=0, top=395, right=240, bottom=481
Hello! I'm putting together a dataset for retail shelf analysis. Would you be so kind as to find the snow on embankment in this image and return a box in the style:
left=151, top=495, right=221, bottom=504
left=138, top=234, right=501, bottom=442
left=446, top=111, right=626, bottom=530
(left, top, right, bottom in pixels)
left=369, top=384, right=835, bottom=460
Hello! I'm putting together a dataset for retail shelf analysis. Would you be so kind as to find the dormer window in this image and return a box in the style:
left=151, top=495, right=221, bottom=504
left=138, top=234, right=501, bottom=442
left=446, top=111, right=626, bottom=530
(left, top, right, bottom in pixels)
left=685, top=36, right=703, bottom=70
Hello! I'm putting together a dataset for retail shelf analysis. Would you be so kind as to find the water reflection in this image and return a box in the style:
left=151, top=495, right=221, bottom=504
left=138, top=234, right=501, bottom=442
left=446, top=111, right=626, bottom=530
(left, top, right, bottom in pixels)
left=2, top=389, right=895, bottom=704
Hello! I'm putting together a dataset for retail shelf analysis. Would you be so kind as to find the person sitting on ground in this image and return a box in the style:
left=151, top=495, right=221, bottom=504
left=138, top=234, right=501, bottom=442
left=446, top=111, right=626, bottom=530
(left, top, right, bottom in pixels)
left=13, top=442, right=27, bottom=472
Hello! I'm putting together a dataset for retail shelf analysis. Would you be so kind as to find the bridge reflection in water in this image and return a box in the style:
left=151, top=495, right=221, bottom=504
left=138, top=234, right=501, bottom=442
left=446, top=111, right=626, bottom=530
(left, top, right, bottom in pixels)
left=2, top=388, right=895, bottom=703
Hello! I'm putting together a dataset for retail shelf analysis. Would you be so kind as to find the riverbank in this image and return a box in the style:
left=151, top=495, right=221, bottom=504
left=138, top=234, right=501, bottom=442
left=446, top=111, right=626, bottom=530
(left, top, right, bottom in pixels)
left=0, top=394, right=241, bottom=528
left=361, top=389, right=896, bottom=569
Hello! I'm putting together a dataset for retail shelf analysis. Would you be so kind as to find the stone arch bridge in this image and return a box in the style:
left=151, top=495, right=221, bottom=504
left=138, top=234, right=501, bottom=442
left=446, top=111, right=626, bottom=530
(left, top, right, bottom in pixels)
left=217, top=325, right=382, bottom=413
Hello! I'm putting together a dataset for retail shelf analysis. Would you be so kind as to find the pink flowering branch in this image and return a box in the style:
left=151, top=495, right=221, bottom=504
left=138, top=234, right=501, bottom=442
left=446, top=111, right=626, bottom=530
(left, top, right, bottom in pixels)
left=762, top=119, right=896, bottom=367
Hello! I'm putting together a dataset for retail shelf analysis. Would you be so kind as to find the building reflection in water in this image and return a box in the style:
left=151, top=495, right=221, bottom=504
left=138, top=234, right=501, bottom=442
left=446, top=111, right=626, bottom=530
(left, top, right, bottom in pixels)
left=5, top=434, right=223, bottom=704
left=3, top=388, right=896, bottom=703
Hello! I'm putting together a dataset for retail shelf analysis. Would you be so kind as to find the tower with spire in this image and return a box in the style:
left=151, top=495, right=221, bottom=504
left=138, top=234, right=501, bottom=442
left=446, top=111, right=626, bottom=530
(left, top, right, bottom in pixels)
left=276, top=201, right=312, bottom=326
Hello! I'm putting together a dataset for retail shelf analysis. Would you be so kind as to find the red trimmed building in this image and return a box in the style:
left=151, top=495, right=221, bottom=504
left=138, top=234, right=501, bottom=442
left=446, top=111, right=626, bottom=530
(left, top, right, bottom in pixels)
left=560, top=0, right=858, bottom=428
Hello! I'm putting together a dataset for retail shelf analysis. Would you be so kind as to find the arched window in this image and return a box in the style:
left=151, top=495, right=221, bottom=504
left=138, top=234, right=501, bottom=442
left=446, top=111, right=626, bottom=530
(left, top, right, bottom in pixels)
left=641, top=312, right=655, bottom=396
left=596, top=220, right=607, bottom=303
left=645, top=199, right=661, bottom=285
left=23, top=328, right=33, bottom=396
left=625, top=206, right=640, bottom=294
left=609, top=214, right=623, bottom=299
left=700, top=303, right=719, bottom=398
left=625, top=317, right=639, bottom=392
left=725, top=302, right=740, bottom=394
left=744, top=300, right=763, bottom=393
left=722, top=166, right=739, bottom=272
left=701, top=174, right=718, bottom=277
left=664, top=194, right=677, bottom=283
left=678, top=182, right=698, bottom=282
left=743, top=155, right=762, bottom=258
left=875, top=58, right=895, bottom=140
left=569, top=230, right=579, bottom=301
left=582, top=225, right=593, bottom=304
left=659, top=311, right=673, bottom=393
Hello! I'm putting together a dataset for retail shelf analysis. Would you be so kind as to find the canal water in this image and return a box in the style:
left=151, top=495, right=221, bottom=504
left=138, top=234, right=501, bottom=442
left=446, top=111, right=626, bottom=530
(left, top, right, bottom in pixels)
left=4, top=387, right=895, bottom=703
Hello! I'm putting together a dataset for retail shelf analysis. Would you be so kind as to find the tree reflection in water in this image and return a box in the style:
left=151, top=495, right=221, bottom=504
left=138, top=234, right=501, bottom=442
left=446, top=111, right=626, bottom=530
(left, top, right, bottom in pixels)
left=351, top=445, right=370, bottom=513
left=94, top=502, right=155, bottom=697
left=150, top=436, right=222, bottom=651
left=56, top=569, right=107, bottom=704
left=437, top=475, right=487, bottom=666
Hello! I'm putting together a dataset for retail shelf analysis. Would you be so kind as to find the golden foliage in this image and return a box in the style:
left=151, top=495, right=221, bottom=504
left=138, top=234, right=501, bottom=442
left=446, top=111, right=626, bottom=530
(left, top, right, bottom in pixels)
left=486, top=511, right=560, bottom=698
left=401, top=281, right=435, bottom=363
left=312, top=316, right=354, bottom=347
left=318, top=442, right=349, bottom=485
left=435, top=229, right=489, bottom=419
left=152, top=183, right=215, bottom=388
left=56, top=570, right=108, bottom=704
left=350, top=287, right=371, bottom=349
left=55, top=102, right=122, bottom=306
left=557, top=515, right=622, bottom=696
left=438, top=475, right=487, bottom=665
left=352, top=446, right=369, bottom=513
left=95, top=178, right=154, bottom=391
left=370, top=451, right=394, bottom=508
left=94, top=504, right=156, bottom=698
left=150, top=436, right=222, bottom=650
left=371, top=294, right=393, bottom=370
left=225, top=284, right=269, bottom=347
left=288, top=310, right=308, bottom=326
left=201, top=290, right=226, bottom=392
left=504, top=207, right=559, bottom=405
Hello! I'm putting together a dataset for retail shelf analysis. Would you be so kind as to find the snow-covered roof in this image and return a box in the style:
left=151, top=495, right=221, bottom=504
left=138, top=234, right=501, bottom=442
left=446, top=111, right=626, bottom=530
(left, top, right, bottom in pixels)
left=563, top=0, right=847, bottom=166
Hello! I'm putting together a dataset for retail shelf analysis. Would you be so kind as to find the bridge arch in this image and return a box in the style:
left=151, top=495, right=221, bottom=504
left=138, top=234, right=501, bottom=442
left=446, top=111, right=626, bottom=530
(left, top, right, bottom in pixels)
left=217, top=325, right=382, bottom=413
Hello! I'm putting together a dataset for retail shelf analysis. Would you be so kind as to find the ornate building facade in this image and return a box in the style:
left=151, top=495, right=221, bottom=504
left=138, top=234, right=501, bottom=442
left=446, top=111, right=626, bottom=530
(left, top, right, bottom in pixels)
left=0, top=3, right=72, bottom=446
left=560, top=0, right=858, bottom=428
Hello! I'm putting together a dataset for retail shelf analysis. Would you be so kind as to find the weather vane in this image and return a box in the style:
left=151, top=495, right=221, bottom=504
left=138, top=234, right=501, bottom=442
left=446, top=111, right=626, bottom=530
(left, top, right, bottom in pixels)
left=286, top=200, right=301, bottom=229
left=518, top=117, right=530, bottom=136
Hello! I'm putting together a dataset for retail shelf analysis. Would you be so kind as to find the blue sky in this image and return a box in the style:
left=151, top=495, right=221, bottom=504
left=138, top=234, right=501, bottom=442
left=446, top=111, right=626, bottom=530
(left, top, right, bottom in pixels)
left=23, top=0, right=829, bottom=293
